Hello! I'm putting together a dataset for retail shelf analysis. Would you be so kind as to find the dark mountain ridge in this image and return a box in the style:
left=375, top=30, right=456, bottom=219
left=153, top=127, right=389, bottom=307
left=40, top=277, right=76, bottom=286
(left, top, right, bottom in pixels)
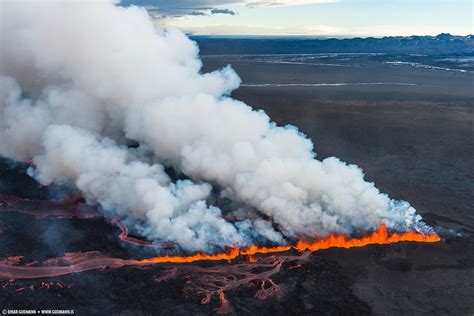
left=191, top=33, right=474, bottom=55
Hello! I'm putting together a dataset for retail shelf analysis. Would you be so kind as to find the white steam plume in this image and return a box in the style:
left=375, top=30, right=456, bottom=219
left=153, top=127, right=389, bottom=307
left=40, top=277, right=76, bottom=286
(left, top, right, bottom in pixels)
left=0, top=0, right=429, bottom=251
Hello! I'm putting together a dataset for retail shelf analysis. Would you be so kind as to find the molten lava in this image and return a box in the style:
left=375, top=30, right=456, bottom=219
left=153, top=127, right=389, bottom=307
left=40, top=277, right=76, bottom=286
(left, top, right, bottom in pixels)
left=0, top=223, right=440, bottom=279
left=295, top=224, right=441, bottom=252
left=133, top=224, right=439, bottom=265
left=0, top=195, right=440, bottom=280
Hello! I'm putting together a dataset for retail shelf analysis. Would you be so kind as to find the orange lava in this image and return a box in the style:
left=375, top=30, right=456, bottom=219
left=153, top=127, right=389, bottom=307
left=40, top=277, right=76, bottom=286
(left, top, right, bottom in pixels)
left=134, top=247, right=241, bottom=265
left=0, top=224, right=441, bottom=279
left=134, top=225, right=440, bottom=265
left=295, top=224, right=441, bottom=252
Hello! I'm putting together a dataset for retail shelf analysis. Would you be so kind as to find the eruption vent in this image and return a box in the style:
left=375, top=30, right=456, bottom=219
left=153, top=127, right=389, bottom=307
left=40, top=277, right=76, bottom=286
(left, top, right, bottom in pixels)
left=1, top=0, right=435, bottom=252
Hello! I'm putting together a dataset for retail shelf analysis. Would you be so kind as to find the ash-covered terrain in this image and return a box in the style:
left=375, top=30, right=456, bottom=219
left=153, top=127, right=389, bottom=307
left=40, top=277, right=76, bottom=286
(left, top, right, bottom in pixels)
left=1, top=36, right=474, bottom=314
left=0, top=160, right=471, bottom=315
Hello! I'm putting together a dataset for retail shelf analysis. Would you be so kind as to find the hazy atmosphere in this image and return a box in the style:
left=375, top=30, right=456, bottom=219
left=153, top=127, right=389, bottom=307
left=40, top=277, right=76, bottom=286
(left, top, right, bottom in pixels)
left=125, top=0, right=474, bottom=36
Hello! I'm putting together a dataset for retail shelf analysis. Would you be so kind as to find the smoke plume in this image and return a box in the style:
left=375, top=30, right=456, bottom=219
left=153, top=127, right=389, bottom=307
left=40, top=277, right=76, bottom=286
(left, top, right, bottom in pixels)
left=0, top=0, right=430, bottom=252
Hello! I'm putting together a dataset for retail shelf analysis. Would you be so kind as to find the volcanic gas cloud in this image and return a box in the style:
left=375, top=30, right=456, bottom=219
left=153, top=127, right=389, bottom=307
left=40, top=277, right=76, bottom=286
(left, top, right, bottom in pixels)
left=0, top=0, right=437, bottom=256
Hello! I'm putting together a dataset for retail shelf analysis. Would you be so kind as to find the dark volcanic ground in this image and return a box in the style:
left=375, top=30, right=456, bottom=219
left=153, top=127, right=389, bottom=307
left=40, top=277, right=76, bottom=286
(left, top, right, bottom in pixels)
left=1, top=52, right=473, bottom=315
left=203, top=53, right=474, bottom=314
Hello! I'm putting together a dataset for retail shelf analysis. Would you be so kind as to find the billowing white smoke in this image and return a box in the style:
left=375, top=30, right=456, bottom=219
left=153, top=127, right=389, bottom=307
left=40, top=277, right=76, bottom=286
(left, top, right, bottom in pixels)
left=0, top=0, right=429, bottom=251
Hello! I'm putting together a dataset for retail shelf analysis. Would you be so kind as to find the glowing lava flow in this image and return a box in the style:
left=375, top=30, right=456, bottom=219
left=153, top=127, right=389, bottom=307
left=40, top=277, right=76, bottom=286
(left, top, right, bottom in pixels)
left=295, top=224, right=441, bottom=251
left=134, top=225, right=440, bottom=265
left=0, top=225, right=440, bottom=279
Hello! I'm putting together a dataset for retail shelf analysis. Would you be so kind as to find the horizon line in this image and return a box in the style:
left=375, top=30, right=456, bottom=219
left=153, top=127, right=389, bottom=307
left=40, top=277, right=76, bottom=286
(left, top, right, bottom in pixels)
left=188, top=33, right=473, bottom=39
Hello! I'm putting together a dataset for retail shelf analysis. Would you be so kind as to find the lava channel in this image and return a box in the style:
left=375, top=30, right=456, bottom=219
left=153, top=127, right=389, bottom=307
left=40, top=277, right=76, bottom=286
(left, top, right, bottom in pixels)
left=0, top=225, right=440, bottom=279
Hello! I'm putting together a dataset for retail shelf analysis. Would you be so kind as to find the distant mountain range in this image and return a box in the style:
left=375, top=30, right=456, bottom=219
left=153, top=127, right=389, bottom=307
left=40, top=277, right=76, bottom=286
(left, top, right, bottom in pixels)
left=191, top=34, right=474, bottom=55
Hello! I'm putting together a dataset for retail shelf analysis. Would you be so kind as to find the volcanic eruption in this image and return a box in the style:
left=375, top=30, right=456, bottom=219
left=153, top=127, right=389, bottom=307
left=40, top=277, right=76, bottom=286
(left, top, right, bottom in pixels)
left=0, top=0, right=439, bottom=283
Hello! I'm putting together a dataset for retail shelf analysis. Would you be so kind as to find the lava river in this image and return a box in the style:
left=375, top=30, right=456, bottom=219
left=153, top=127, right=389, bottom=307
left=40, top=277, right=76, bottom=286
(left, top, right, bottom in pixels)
left=0, top=200, right=440, bottom=279
left=0, top=195, right=442, bottom=313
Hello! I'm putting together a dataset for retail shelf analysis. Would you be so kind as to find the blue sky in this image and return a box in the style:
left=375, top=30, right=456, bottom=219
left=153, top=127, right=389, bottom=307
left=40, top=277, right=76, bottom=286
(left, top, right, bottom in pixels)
left=125, top=0, right=473, bottom=36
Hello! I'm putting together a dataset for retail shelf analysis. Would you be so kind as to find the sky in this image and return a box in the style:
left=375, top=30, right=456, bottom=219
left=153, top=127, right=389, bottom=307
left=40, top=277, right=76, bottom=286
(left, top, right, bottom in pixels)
left=122, top=0, right=473, bottom=37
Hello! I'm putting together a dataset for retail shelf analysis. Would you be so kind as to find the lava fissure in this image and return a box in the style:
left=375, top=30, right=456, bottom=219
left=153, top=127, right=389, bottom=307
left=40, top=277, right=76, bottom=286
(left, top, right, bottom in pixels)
left=0, top=200, right=442, bottom=314
left=0, top=224, right=440, bottom=280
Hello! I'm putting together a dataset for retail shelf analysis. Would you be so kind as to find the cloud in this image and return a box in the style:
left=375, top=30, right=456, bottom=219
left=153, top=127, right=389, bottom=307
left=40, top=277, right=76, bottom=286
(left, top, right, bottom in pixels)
left=189, top=10, right=209, bottom=16
left=210, top=8, right=237, bottom=15
left=121, top=0, right=338, bottom=17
